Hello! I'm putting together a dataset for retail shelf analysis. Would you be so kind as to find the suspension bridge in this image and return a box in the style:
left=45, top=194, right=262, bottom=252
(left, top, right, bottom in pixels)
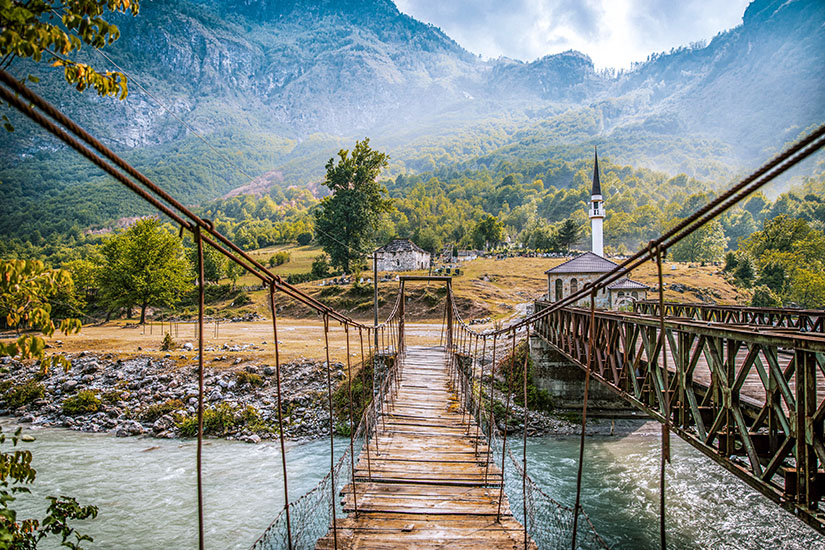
left=1, top=69, right=824, bottom=549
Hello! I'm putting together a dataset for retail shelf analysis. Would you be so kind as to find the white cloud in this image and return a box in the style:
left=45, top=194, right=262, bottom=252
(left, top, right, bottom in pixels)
left=395, top=0, right=751, bottom=69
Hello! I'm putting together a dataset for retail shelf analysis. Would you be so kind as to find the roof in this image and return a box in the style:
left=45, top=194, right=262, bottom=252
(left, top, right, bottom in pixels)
left=592, top=148, right=602, bottom=196
left=376, top=239, right=428, bottom=255
left=545, top=252, right=623, bottom=274
left=607, top=277, right=649, bottom=290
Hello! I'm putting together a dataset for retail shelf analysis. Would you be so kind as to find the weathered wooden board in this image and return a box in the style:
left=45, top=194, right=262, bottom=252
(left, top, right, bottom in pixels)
left=315, top=345, right=536, bottom=549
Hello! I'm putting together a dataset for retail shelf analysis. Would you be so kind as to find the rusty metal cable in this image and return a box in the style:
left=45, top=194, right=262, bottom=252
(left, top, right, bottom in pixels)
left=322, top=314, right=338, bottom=549
left=344, top=325, right=358, bottom=517
left=0, top=72, right=366, bottom=327
left=497, top=329, right=518, bottom=521
left=475, top=335, right=487, bottom=455
left=445, top=124, right=825, bottom=339
left=522, top=324, right=530, bottom=550
left=268, top=286, right=293, bottom=549
left=195, top=226, right=206, bottom=550
left=654, top=244, right=670, bottom=550
left=484, top=332, right=498, bottom=484
left=571, top=289, right=596, bottom=548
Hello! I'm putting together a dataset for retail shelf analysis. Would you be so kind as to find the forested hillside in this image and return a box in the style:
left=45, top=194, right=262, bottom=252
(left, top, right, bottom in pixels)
left=0, top=0, right=822, bottom=248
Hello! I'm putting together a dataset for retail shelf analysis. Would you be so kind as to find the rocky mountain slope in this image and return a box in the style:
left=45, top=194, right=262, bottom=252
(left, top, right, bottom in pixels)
left=0, top=0, right=822, bottom=241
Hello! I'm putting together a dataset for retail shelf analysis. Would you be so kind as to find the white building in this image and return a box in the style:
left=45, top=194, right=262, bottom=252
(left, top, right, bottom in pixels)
left=375, top=239, right=431, bottom=272
left=545, top=149, right=649, bottom=309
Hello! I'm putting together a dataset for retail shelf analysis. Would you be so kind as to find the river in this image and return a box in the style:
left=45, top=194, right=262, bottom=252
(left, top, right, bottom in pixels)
left=4, top=420, right=823, bottom=549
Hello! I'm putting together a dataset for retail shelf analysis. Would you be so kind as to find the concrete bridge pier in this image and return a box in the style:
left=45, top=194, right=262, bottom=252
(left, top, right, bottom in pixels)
left=528, top=333, right=634, bottom=414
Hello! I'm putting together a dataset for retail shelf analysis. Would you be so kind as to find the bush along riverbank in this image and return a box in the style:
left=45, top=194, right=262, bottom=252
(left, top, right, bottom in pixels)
left=0, top=352, right=349, bottom=443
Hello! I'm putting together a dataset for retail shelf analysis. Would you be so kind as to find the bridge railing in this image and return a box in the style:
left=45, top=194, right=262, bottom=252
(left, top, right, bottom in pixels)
left=633, top=300, right=825, bottom=333
left=446, top=297, right=610, bottom=549
left=533, top=301, right=825, bottom=531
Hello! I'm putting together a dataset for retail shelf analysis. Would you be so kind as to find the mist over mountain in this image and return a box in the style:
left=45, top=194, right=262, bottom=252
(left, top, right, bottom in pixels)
left=0, top=0, right=823, bottom=239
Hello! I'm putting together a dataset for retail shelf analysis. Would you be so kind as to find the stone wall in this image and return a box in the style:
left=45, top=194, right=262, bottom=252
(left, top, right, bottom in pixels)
left=377, top=250, right=430, bottom=272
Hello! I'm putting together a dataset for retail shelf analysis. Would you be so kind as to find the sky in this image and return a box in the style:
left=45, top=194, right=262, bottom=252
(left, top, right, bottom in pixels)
left=394, top=0, right=752, bottom=70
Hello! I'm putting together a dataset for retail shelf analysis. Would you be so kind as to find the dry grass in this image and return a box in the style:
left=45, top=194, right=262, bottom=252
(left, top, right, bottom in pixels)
left=2, top=255, right=741, bottom=368
left=235, top=244, right=324, bottom=286
left=13, top=319, right=442, bottom=369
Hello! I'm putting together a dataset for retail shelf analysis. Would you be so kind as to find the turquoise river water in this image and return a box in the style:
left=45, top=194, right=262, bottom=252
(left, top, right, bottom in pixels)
left=3, top=420, right=823, bottom=549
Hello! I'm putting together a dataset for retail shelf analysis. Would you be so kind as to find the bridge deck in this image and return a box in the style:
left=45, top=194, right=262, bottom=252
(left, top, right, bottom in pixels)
left=316, top=345, right=536, bottom=549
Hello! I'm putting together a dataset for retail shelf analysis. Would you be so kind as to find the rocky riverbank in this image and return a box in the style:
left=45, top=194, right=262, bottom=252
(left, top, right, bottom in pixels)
left=0, top=351, right=346, bottom=442
left=0, top=351, right=638, bottom=443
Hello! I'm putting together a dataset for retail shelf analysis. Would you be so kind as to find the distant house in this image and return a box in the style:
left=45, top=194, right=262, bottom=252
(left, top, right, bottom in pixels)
left=375, top=239, right=431, bottom=272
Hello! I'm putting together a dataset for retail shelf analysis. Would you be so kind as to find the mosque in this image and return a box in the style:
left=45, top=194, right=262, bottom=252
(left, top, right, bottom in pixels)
left=544, top=150, right=648, bottom=309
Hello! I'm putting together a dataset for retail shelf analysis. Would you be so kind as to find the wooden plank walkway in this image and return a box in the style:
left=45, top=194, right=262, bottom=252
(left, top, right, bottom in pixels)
left=316, top=345, right=536, bottom=549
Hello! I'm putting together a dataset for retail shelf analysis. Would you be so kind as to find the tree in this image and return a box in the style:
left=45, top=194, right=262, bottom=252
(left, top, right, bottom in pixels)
left=670, top=220, right=727, bottom=262
left=733, top=256, right=756, bottom=288
left=97, top=219, right=190, bottom=323
left=788, top=268, right=825, bottom=308
left=225, top=260, right=244, bottom=291
left=743, top=215, right=812, bottom=258
left=751, top=285, right=781, bottom=308
left=311, top=255, right=331, bottom=279
left=472, top=215, right=504, bottom=250
left=555, top=218, right=581, bottom=253
left=187, top=241, right=225, bottom=284
left=755, top=261, right=787, bottom=293
left=0, top=0, right=139, bottom=129
left=314, top=139, right=393, bottom=273
left=0, top=259, right=81, bottom=372
left=296, top=232, right=313, bottom=246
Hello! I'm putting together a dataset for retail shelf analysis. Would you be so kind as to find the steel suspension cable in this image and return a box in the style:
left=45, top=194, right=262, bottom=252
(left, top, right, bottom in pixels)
left=497, top=329, right=518, bottom=521
left=571, top=288, right=596, bottom=548
left=195, top=226, right=206, bottom=550
left=323, top=314, right=338, bottom=549
left=522, top=325, right=531, bottom=550
left=268, top=286, right=293, bottom=550
left=345, top=324, right=358, bottom=517
left=654, top=245, right=671, bottom=550
left=0, top=72, right=364, bottom=326
left=477, top=123, right=825, bottom=335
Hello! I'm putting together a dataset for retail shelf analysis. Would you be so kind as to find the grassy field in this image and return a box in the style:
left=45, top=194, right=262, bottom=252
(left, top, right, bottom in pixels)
left=235, top=244, right=323, bottom=286
left=2, top=253, right=742, bottom=371
left=215, top=247, right=744, bottom=323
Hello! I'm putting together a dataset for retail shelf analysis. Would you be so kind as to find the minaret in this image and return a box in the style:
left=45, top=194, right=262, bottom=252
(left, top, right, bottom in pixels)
left=590, top=148, right=605, bottom=257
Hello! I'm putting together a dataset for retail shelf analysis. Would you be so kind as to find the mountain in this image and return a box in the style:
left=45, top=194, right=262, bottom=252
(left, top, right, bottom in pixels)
left=0, top=0, right=823, bottom=243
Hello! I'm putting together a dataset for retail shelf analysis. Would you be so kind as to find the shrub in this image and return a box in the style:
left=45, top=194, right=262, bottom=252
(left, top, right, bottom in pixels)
left=176, top=402, right=242, bottom=437
left=100, top=390, right=124, bottom=405
left=142, top=399, right=184, bottom=422
left=236, top=371, right=263, bottom=388
left=62, top=390, right=101, bottom=415
left=232, top=292, right=252, bottom=307
left=160, top=332, right=175, bottom=351
left=286, top=272, right=315, bottom=284
left=6, top=381, right=45, bottom=408
left=296, top=232, right=313, bottom=246
left=268, top=251, right=291, bottom=267
left=751, top=285, right=782, bottom=307
left=311, top=255, right=331, bottom=279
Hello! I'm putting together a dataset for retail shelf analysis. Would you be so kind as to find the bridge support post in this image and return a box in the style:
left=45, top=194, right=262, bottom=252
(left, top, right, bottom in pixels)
left=399, top=280, right=405, bottom=355
left=795, top=348, right=819, bottom=509
left=446, top=280, right=453, bottom=352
